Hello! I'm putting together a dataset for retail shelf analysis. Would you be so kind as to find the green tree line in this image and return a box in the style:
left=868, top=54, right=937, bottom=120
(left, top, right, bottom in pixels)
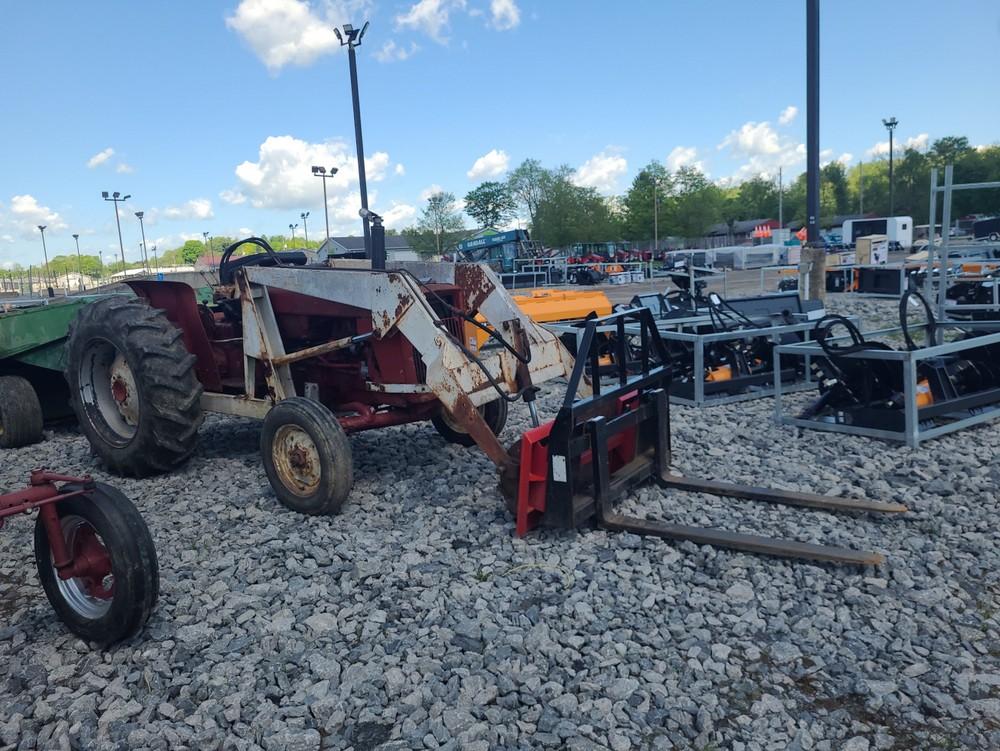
left=404, top=135, right=1000, bottom=252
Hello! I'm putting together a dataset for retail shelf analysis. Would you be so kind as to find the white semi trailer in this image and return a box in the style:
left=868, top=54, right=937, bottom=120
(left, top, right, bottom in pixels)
left=842, top=217, right=913, bottom=249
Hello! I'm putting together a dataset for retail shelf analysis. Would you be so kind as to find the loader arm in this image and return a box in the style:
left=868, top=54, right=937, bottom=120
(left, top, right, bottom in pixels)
left=238, top=263, right=581, bottom=467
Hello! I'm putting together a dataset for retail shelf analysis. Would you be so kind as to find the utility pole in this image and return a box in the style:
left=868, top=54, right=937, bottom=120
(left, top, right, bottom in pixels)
left=335, top=22, right=371, bottom=254
left=778, top=166, right=784, bottom=228
left=73, top=233, right=83, bottom=290
left=652, top=175, right=658, bottom=255
left=151, top=245, right=159, bottom=272
left=859, top=161, right=864, bottom=213
left=301, top=211, right=310, bottom=245
left=883, top=117, right=898, bottom=216
left=102, top=191, right=131, bottom=269
left=312, top=166, right=339, bottom=241
left=135, top=211, right=150, bottom=273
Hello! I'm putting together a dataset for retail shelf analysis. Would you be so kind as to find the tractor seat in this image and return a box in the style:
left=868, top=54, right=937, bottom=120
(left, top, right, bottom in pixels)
left=219, top=251, right=309, bottom=284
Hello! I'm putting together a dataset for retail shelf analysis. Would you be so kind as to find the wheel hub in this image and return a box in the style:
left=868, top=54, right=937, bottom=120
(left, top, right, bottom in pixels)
left=272, top=425, right=322, bottom=497
left=54, top=515, right=114, bottom=619
left=109, top=353, right=139, bottom=426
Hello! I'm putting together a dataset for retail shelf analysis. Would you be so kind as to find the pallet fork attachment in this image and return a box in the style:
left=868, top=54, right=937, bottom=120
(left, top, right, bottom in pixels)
left=503, top=308, right=905, bottom=566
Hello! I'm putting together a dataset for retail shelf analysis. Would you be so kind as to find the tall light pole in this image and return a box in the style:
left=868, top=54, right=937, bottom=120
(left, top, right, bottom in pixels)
left=335, top=22, right=371, bottom=254
left=37, top=225, right=51, bottom=289
left=151, top=244, right=159, bottom=272
left=73, top=233, right=83, bottom=290
left=802, top=0, right=825, bottom=301
left=301, top=211, right=310, bottom=245
left=135, top=211, right=150, bottom=274
left=312, top=165, right=339, bottom=240
left=102, top=191, right=131, bottom=269
left=289, top=223, right=298, bottom=243
left=882, top=117, right=898, bottom=216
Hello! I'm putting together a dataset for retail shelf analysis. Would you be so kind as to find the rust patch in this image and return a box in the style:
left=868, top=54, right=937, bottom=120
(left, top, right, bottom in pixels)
left=394, top=292, right=413, bottom=323
left=455, top=264, right=495, bottom=311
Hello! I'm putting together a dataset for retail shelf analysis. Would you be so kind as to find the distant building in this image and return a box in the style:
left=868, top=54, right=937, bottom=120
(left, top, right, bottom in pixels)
left=703, top=218, right=780, bottom=248
left=318, top=235, right=420, bottom=262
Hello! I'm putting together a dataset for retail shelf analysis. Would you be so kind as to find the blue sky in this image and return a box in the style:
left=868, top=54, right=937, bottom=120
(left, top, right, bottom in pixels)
left=2, top=0, right=998, bottom=268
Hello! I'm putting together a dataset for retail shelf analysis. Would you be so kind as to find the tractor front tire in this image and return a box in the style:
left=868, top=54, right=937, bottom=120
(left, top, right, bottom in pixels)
left=261, top=398, right=354, bottom=515
left=432, top=398, right=508, bottom=447
left=34, top=483, right=159, bottom=646
left=0, top=375, right=44, bottom=448
left=66, top=296, right=203, bottom=477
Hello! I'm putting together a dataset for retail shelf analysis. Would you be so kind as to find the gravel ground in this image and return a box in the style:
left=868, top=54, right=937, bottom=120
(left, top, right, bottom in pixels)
left=1, top=294, right=999, bottom=751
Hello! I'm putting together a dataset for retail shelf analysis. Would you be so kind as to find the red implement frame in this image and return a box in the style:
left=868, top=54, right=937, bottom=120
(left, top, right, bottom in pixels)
left=0, top=470, right=109, bottom=582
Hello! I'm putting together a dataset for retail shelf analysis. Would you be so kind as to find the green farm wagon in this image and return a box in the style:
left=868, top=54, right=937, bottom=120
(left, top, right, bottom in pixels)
left=0, top=296, right=112, bottom=447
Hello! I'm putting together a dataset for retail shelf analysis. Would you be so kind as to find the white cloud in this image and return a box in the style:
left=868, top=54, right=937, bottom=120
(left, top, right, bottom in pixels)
left=665, top=145, right=704, bottom=173
left=420, top=183, right=444, bottom=201
left=225, top=0, right=365, bottom=71
left=836, top=152, right=853, bottom=165
left=396, top=0, right=465, bottom=43
left=87, top=148, right=115, bottom=168
left=490, top=0, right=520, bottom=30
left=778, top=106, right=798, bottom=125
left=866, top=132, right=929, bottom=158
left=116, top=162, right=134, bottom=174
left=374, top=39, right=419, bottom=62
left=162, top=199, right=215, bottom=221
left=718, top=120, right=805, bottom=179
left=220, top=189, right=247, bottom=205
left=571, top=150, right=628, bottom=193
left=380, top=202, right=417, bottom=228
left=466, top=148, right=509, bottom=180
left=227, top=135, right=394, bottom=221
left=394, top=163, right=406, bottom=176
left=6, top=194, right=68, bottom=237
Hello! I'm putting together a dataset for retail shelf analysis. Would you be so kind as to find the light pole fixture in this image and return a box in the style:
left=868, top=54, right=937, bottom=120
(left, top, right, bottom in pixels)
left=202, top=231, right=214, bottom=265
left=882, top=116, right=898, bottom=216
left=37, top=225, right=51, bottom=289
left=312, top=165, right=339, bottom=240
left=102, top=191, right=131, bottom=269
left=301, top=211, right=310, bottom=245
left=73, top=233, right=83, bottom=290
left=289, top=223, right=298, bottom=243
left=335, top=21, right=372, bottom=254
left=135, top=210, right=150, bottom=274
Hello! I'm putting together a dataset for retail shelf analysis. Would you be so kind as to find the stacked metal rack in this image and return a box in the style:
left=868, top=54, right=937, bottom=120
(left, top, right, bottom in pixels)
left=549, top=290, right=848, bottom=407
left=774, top=306, right=1000, bottom=447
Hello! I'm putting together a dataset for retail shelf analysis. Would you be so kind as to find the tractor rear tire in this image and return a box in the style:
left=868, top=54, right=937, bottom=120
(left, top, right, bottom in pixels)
left=65, top=296, right=203, bottom=477
left=432, top=398, right=508, bottom=447
left=0, top=375, right=44, bottom=448
left=261, top=398, right=354, bottom=515
left=34, top=482, right=159, bottom=646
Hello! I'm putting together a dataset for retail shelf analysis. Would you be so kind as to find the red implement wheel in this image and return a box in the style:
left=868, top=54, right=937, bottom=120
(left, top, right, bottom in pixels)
left=34, top=483, right=159, bottom=645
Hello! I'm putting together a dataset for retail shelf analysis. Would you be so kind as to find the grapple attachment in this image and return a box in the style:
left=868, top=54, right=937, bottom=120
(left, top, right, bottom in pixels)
left=504, top=307, right=906, bottom=566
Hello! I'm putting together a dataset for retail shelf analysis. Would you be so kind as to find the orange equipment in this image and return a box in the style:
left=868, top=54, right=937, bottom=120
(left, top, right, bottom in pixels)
left=467, top=288, right=612, bottom=351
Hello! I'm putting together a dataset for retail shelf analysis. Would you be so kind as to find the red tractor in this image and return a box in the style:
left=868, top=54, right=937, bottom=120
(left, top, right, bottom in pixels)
left=64, top=230, right=904, bottom=565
